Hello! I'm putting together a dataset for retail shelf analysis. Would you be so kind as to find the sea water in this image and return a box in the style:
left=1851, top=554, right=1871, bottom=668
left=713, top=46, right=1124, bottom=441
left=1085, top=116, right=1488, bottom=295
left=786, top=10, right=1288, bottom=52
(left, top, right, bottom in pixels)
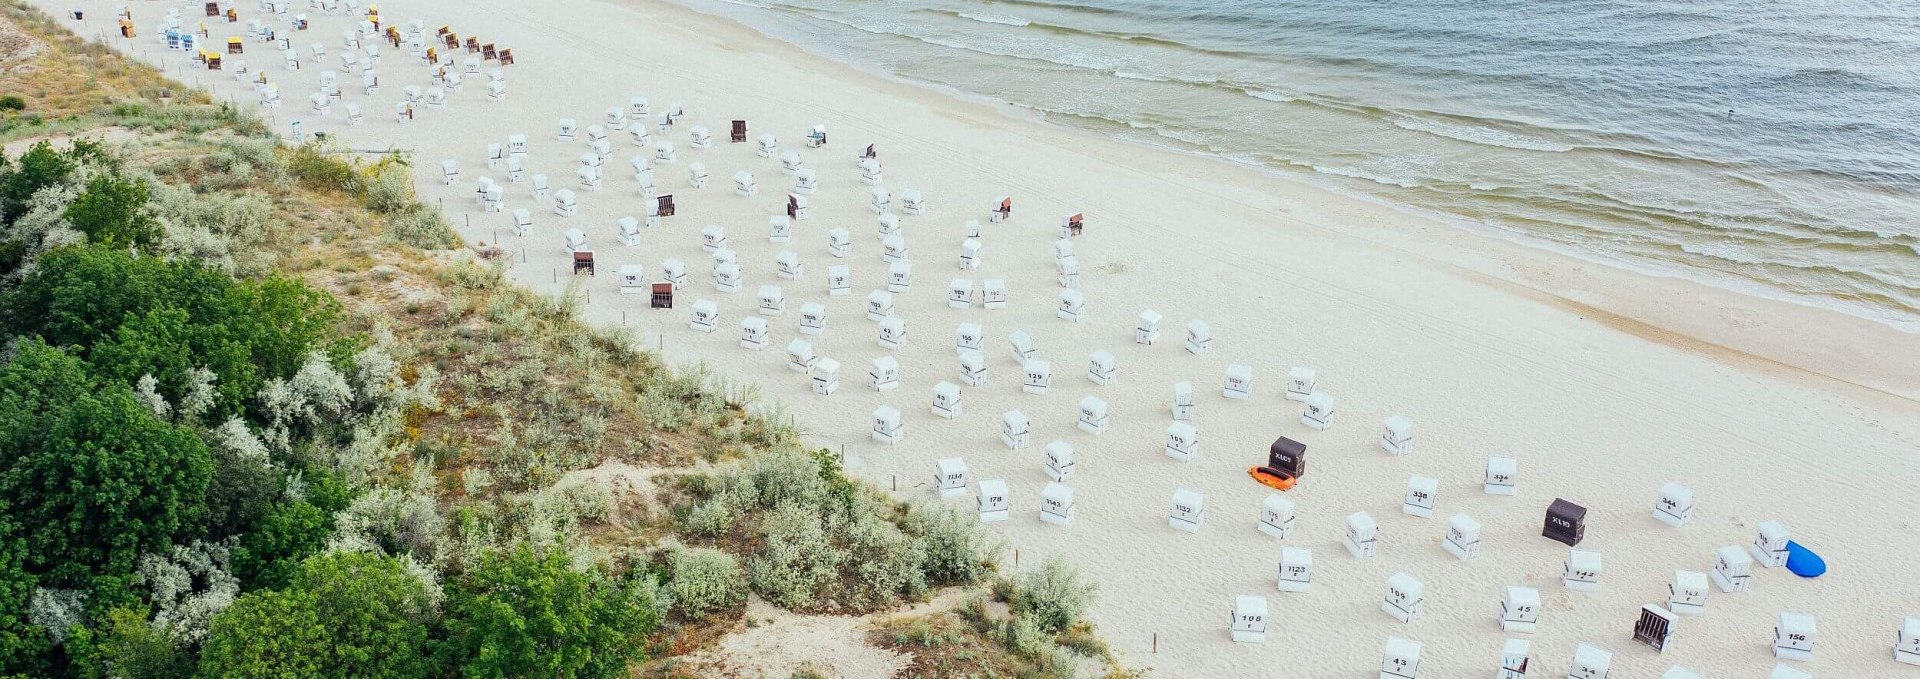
left=682, top=0, right=1920, bottom=329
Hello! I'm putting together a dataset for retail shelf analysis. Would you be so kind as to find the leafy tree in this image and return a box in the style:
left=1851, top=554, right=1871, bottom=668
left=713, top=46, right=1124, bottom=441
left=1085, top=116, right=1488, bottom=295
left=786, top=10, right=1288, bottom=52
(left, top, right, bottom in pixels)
left=63, top=172, right=158, bottom=248
left=200, top=444, right=278, bottom=542
left=198, top=553, right=435, bottom=679
left=1, top=246, right=341, bottom=421
left=196, top=590, right=326, bottom=679
left=441, top=546, right=661, bottom=679
left=1, top=141, right=82, bottom=223
left=91, top=607, right=192, bottom=679
left=0, top=512, right=50, bottom=674
left=0, top=341, right=213, bottom=587
left=288, top=552, right=435, bottom=678
left=229, top=500, right=330, bottom=591
left=230, top=471, right=351, bottom=590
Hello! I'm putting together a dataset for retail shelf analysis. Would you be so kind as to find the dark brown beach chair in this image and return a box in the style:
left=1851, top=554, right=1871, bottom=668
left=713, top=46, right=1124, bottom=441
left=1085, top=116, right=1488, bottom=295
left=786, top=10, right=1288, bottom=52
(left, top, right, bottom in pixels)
left=650, top=283, right=674, bottom=309
left=572, top=251, right=596, bottom=276
left=731, top=120, right=747, bottom=143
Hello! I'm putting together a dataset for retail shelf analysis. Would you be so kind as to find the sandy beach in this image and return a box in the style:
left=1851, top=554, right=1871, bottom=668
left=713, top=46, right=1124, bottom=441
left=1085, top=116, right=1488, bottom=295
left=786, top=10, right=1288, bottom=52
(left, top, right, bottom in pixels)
left=45, top=0, right=1920, bottom=676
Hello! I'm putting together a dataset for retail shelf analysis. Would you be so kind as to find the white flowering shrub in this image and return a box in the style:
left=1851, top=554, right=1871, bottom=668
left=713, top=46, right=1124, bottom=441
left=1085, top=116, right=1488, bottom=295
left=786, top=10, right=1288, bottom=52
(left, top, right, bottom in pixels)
left=133, top=373, right=172, bottom=418
left=178, top=366, right=218, bottom=422
left=210, top=417, right=269, bottom=462
left=289, top=351, right=354, bottom=421
left=327, top=486, right=447, bottom=561
left=137, top=539, right=239, bottom=645
left=27, top=588, right=88, bottom=644
left=149, top=180, right=274, bottom=275
left=668, top=547, right=746, bottom=619
left=0, top=183, right=83, bottom=282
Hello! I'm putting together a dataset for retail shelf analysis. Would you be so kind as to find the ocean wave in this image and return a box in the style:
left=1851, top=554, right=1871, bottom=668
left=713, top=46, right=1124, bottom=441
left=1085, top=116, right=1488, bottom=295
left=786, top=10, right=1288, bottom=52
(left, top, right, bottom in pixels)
left=802, top=13, right=1119, bottom=71
left=1392, top=115, right=1574, bottom=153
left=1241, top=88, right=1295, bottom=102
left=1112, top=71, right=1172, bottom=82
left=1311, top=164, right=1421, bottom=189
left=954, top=11, right=1030, bottom=27
left=978, top=0, right=1127, bottom=16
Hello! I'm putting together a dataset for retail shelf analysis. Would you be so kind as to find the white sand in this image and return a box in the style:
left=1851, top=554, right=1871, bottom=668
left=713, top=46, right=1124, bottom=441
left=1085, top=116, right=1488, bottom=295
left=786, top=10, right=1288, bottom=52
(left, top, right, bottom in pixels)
left=45, top=0, right=1920, bottom=676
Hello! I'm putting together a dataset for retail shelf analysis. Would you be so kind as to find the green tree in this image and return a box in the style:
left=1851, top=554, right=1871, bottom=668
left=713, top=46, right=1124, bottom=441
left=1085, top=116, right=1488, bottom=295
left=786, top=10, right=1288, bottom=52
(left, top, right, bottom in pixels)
left=230, top=499, right=330, bottom=591
left=1, top=141, right=81, bottom=223
left=229, top=472, right=351, bottom=591
left=64, top=172, right=158, bottom=248
left=441, top=546, right=661, bottom=679
left=0, top=512, right=49, bottom=674
left=196, top=590, right=326, bottom=679
left=1, top=246, right=341, bottom=421
left=0, top=341, right=213, bottom=586
left=198, top=553, right=434, bottom=679
left=291, top=552, right=435, bottom=678
left=91, top=607, right=192, bottom=679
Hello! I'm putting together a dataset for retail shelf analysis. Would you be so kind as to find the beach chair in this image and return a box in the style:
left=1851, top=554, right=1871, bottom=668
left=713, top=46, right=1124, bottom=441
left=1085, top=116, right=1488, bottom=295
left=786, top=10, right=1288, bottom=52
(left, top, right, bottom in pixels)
left=806, top=124, right=827, bottom=147
left=498, top=48, right=513, bottom=66
left=465, top=36, right=480, bottom=53
left=482, top=43, right=497, bottom=60
left=228, top=36, right=243, bottom=53
left=991, top=195, right=1012, bottom=222
left=731, top=120, right=748, bottom=143
left=572, top=251, right=595, bottom=276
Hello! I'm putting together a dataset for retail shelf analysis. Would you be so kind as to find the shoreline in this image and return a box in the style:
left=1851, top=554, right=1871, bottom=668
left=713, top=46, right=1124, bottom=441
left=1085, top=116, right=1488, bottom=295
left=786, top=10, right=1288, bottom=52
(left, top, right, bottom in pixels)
left=662, top=0, right=1920, bottom=404
left=39, top=0, right=1920, bottom=675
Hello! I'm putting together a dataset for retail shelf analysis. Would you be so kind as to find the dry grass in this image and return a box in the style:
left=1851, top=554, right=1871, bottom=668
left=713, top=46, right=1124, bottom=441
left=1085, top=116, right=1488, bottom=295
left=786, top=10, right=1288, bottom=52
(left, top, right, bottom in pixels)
left=0, top=0, right=239, bottom=139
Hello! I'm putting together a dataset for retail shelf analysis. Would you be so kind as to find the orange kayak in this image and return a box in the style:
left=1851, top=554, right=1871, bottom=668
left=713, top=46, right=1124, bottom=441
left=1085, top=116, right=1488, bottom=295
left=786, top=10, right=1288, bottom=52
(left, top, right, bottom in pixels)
left=1248, top=466, right=1297, bottom=491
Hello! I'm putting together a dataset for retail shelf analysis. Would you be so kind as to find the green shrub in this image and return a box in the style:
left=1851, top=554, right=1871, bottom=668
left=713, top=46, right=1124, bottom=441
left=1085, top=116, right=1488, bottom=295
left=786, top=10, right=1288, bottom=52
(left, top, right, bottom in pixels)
left=746, top=504, right=843, bottom=610
left=64, top=171, right=159, bottom=247
left=0, top=95, right=25, bottom=112
left=360, top=157, right=415, bottom=214
left=385, top=206, right=459, bottom=250
left=840, top=505, right=927, bottom=610
left=744, top=447, right=828, bottom=510
left=1009, top=556, right=1097, bottom=634
left=285, top=144, right=357, bottom=193
left=668, top=548, right=746, bottom=619
left=904, top=502, right=995, bottom=586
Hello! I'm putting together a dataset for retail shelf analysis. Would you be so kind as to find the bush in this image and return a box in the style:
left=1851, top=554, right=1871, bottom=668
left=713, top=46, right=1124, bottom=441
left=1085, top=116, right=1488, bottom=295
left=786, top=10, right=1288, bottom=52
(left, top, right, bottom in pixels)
left=0, top=341, right=213, bottom=587
left=360, top=157, right=414, bottom=214
left=385, top=206, right=458, bottom=250
left=904, top=503, right=995, bottom=586
left=442, top=545, right=661, bottom=679
left=64, top=171, right=159, bottom=248
left=668, top=548, right=745, bottom=619
left=746, top=504, right=843, bottom=610
left=839, top=506, right=926, bottom=610
left=0, top=96, right=24, bottom=112
left=285, top=144, right=358, bottom=193
left=1008, top=556, right=1097, bottom=634
left=744, top=447, right=828, bottom=510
